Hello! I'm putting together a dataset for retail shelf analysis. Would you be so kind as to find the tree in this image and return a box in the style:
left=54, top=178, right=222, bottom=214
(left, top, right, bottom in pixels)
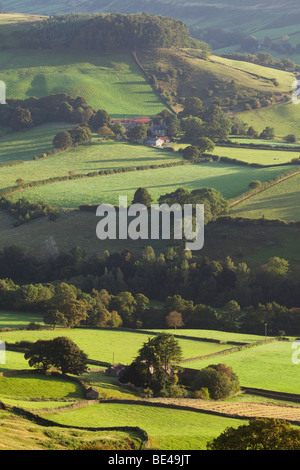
left=89, top=109, right=111, bottom=130
left=127, top=124, right=148, bottom=143
left=43, top=309, right=66, bottom=329
left=132, top=187, right=153, bottom=207
left=262, top=257, right=289, bottom=282
left=24, top=339, right=54, bottom=373
left=52, top=131, right=73, bottom=150
left=69, top=126, right=92, bottom=146
left=207, top=418, right=300, bottom=450
left=218, top=300, right=241, bottom=332
left=259, top=126, right=275, bottom=140
left=182, top=145, right=200, bottom=162
left=97, top=126, right=115, bottom=139
left=25, top=337, right=88, bottom=375
left=49, top=337, right=88, bottom=375
left=165, top=310, right=184, bottom=329
left=196, top=137, right=215, bottom=155
left=181, top=116, right=203, bottom=140
left=179, top=97, right=203, bottom=118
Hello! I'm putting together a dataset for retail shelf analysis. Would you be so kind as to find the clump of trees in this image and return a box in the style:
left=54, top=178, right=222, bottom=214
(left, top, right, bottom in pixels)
left=0, top=197, right=59, bottom=225
left=23, top=13, right=206, bottom=52
left=24, top=336, right=88, bottom=375
left=207, top=418, right=300, bottom=450
left=158, top=187, right=229, bottom=224
left=53, top=125, right=92, bottom=150
left=191, top=363, right=240, bottom=400
left=0, top=94, right=94, bottom=131
left=120, top=333, right=186, bottom=397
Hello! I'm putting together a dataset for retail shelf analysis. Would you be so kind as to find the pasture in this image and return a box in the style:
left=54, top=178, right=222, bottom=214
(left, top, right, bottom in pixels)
left=0, top=49, right=166, bottom=118
left=0, top=139, right=183, bottom=190
left=43, top=402, right=245, bottom=450
left=0, top=409, right=142, bottom=450
left=213, top=145, right=300, bottom=165
left=0, top=310, right=44, bottom=328
left=0, top=328, right=235, bottom=366
left=185, top=340, right=300, bottom=394
left=0, top=123, right=71, bottom=163
left=0, top=373, right=84, bottom=400
left=236, top=102, right=300, bottom=139
left=230, top=172, right=300, bottom=222
left=8, top=160, right=291, bottom=209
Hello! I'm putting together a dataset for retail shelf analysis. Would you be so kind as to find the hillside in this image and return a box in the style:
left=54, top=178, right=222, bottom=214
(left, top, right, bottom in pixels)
left=136, top=48, right=294, bottom=113
left=2, top=2, right=300, bottom=63
left=0, top=49, right=167, bottom=119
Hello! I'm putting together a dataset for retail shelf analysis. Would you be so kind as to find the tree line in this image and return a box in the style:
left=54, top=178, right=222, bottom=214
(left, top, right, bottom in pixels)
left=23, top=13, right=204, bottom=52
left=0, top=243, right=299, bottom=335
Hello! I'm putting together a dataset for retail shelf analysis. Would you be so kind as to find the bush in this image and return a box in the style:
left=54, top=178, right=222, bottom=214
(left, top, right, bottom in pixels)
left=192, top=387, right=210, bottom=399
left=192, top=363, right=240, bottom=400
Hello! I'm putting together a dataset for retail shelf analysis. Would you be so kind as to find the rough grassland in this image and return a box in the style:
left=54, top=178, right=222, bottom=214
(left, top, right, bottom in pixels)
left=0, top=409, right=141, bottom=450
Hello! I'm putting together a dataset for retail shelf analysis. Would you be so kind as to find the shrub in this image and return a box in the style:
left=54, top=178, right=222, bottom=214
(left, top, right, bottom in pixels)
left=192, top=363, right=240, bottom=400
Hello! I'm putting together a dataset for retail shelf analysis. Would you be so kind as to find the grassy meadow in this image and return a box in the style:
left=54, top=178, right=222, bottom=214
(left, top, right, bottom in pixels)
left=1, top=49, right=166, bottom=118
left=230, top=172, right=300, bottom=222
left=0, top=139, right=183, bottom=190
left=236, top=102, right=300, bottom=139
left=8, top=160, right=291, bottom=209
left=0, top=123, right=72, bottom=163
left=214, top=145, right=300, bottom=165
left=185, top=340, right=300, bottom=394
left=0, top=409, right=143, bottom=450
left=43, top=402, right=245, bottom=450
left=0, top=328, right=235, bottom=366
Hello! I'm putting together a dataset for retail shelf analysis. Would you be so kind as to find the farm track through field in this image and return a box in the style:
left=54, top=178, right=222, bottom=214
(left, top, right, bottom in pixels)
left=229, top=169, right=300, bottom=208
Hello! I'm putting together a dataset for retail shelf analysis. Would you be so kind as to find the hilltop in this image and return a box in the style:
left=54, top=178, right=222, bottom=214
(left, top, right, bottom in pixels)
left=2, top=2, right=300, bottom=62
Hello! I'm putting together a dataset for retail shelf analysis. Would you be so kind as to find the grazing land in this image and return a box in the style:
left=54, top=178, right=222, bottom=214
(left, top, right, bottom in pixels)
left=0, top=49, right=166, bottom=119
left=230, top=172, right=300, bottom=222
left=8, top=161, right=291, bottom=209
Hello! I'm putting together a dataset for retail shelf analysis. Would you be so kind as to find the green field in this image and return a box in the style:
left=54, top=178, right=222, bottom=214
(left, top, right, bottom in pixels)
left=209, top=54, right=293, bottom=93
left=0, top=373, right=84, bottom=400
left=43, top=402, right=245, bottom=450
left=0, top=139, right=183, bottom=191
left=214, top=145, right=300, bottom=165
left=185, top=340, right=300, bottom=394
left=8, top=160, right=291, bottom=209
left=151, top=329, right=267, bottom=344
left=0, top=409, right=142, bottom=450
left=230, top=172, right=300, bottom=222
left=0, top=328, right=235, bottom=366
left=0, top=311, right=44, bottom=328
left=236, top=102, right=300, bottom=139
left=0, top=49, right=166, bottom=118
left=0, top=123, right=72, bottom=162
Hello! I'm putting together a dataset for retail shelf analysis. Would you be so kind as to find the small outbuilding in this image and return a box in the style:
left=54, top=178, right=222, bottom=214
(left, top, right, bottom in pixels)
left=85, top=387, right=99, bottom=400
